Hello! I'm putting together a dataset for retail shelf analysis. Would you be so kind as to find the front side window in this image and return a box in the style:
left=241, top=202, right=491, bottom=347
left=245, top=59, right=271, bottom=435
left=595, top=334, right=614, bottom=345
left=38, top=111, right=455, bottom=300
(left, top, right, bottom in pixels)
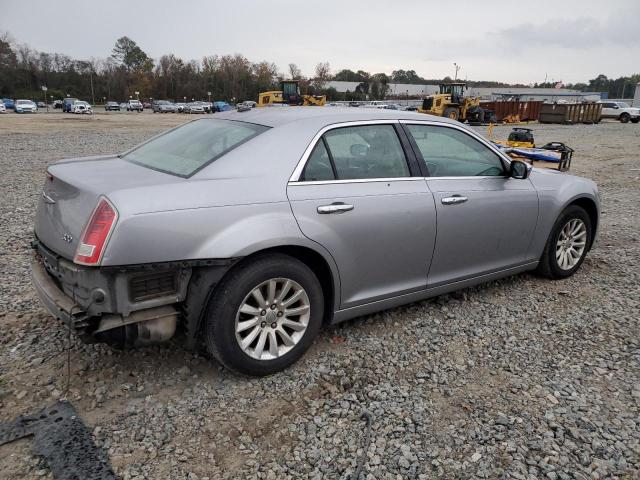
left=124, top=119, right=269, bottom=177
left=406, top=124, right=505, bottom=177
left=321, top=124, right=409, bottom=180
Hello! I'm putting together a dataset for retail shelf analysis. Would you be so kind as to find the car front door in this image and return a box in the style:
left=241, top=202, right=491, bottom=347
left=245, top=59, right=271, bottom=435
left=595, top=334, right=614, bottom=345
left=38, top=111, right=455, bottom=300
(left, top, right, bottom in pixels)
left=402, top=121, right=539, bottom=287
left=600, top=103, right=615, bottom=118
left=287, top=121, right=437, bottom=309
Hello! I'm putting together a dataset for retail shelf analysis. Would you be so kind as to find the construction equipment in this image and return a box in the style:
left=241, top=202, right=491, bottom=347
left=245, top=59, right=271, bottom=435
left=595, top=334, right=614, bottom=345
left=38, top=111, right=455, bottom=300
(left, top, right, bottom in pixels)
left=490, top=126, right=573, bottom=172
left=418, top=82, right=485, bottom=124
left=258, top=80, right=326, bottom=107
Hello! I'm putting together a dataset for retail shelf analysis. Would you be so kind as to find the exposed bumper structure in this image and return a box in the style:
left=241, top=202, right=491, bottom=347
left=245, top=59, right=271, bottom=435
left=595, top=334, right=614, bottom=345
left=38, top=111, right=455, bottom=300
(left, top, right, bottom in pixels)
left=30, top=239, right=192, bottom=346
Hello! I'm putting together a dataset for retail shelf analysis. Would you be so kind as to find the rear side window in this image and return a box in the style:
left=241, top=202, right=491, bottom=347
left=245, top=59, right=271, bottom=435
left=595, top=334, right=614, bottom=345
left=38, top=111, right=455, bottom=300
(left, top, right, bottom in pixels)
left=301, top=124, right=409, bottom=181
left=301, top=140, right=335, bottom=181
left=124, top=119, right=269, bottom=177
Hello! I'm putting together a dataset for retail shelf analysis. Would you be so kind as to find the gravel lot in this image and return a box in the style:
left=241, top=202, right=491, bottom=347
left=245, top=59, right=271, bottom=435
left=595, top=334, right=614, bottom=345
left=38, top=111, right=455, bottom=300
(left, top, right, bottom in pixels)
left=0, top=112, right=638, bottom=479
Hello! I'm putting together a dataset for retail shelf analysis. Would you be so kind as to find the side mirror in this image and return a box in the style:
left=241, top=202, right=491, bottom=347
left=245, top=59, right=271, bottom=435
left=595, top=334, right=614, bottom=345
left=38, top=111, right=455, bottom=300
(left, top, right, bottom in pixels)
left=613, top=105, right=619, bottom=109
left=509, top=160, right=530, bottom=179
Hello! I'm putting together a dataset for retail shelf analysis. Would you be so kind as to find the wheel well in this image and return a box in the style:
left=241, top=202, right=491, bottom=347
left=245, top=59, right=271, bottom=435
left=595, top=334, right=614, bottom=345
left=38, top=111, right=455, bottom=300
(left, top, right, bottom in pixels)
left=241, top=246, right=336, bottom=325
left=569, top=197, right=598, bottom=249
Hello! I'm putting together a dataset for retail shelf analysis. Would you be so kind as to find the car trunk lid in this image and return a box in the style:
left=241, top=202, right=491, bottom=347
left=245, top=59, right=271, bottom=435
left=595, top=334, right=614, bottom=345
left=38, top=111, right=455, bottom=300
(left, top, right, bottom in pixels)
left=34, top=155, right=177, bottom=261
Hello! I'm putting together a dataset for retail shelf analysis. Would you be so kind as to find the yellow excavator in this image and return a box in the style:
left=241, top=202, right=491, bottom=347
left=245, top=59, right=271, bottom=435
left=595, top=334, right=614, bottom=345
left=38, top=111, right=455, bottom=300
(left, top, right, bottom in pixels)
left=258, top=80, right=326, bottom=107
left=418, top=82, right=485, bottom=124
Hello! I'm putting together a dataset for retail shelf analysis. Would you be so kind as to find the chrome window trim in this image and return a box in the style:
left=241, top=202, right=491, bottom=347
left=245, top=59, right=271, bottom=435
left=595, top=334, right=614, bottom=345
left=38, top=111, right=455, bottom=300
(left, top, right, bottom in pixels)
left=398, top=119, right=515, bottom=177
left=288, top=120, right=403, bottom=183
left=425, top=175, right=508, bottom=181
left=288, top=177, right=425, bottom=187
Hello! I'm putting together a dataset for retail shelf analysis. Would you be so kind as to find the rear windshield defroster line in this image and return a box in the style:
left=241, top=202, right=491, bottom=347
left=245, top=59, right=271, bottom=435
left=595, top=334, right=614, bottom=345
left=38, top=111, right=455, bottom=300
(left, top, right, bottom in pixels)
left=123, top=119, right=270, bottom=178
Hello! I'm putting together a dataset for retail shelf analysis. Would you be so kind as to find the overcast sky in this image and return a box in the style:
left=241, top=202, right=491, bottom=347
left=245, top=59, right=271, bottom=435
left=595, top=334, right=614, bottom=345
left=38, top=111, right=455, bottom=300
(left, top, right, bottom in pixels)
left=1, top=0, right=638, bottom=84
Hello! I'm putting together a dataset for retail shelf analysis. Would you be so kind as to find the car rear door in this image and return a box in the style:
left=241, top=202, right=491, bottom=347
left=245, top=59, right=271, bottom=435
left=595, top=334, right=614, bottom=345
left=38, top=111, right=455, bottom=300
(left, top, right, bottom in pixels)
left=402, top=121, right=539, bottom=287
left=287, top=121, right=437, bottom=309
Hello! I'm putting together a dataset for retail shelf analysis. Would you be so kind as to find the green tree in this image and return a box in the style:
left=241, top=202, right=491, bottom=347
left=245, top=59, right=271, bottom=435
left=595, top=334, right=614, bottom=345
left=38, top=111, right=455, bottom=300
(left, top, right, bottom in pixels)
left=111, top=36, right=153, bottom=73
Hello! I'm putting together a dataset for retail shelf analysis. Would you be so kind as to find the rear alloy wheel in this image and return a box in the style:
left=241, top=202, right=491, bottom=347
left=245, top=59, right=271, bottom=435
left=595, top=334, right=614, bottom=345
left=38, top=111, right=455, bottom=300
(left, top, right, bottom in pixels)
left=536, top=205, right=592, bottom=279
left=204, top=253, right=324, bottom=376
left=620, top=113, right=630, bottom=123
left=235, top=278, right=310, bottom=361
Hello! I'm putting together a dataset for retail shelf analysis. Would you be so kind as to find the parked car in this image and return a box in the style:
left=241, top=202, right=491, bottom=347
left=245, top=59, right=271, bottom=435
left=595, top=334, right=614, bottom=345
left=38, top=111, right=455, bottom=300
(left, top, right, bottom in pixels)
left=383, top=104, right=400, bottom=110
left=30, top=109, right=600, bottom=376
left=0, top=102, right=6, bottom=113
left=127, top=99, right=143, bottom=112
left=37, top=101, right=46, bottom=108
left=53, top=100, right=63, bottom=109
left=143, top=102, right=152, bottom=109
left=72, top=100, right=93, bottom=114
left=403, top=105, right=419, bottom=111
left=213, top=101, right=232, bottom=112
left=152, top=100, right=177, bottom=113
left=105, top=101, right=120, bottom=111
left=184, top=102, right=206, bottom=114
left=598, top=101, right=640, bottom=123
left=2, top=98, right=15, bottom=109
left=15, top=99, right=38, bottom=113
left=237, top=100, right=257, bottom=109
left=348, top=101, right=360, bottom=107
left=62, top=98, right=78, bottom=113
left=119, top=102, right=128, bottom=110
left=174, top=102, right=187, bottom=113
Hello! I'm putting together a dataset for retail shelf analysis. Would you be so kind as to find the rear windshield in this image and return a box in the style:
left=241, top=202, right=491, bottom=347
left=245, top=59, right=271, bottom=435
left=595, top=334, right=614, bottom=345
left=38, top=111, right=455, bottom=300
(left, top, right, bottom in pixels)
left=123, top=119, right=269, bottom=177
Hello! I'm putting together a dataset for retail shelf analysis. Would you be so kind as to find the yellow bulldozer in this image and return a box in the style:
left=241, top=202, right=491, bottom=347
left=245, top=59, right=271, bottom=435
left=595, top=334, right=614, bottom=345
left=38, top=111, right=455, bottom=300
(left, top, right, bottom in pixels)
left=258, top=80, right=326, bottom=107
left=418, top=82, right=485, bottom=124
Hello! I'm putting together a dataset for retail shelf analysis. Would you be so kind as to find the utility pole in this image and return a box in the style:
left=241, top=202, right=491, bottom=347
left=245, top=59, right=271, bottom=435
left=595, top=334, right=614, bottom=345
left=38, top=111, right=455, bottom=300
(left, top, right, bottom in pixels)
left=41, top=85, right=48, bottom=112
left=90, top=71, right=95, bottom=105
left=453, top=63, right=460, bottom=81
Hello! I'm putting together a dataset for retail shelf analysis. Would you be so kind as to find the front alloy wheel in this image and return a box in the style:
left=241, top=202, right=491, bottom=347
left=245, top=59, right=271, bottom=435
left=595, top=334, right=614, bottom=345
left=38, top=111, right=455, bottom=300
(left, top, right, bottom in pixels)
left=555, top=219, right=587, bottom=270
left=536, top=205, right=592, bottom=279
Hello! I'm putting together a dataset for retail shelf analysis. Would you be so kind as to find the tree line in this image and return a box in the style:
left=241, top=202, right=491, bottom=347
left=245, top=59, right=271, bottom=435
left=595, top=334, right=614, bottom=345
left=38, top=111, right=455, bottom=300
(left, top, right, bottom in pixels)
left=1, top=33, right=638, bottom=104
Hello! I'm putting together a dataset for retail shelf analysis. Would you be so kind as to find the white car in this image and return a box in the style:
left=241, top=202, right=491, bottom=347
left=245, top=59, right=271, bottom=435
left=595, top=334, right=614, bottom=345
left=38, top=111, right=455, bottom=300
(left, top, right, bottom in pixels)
left=127, top=100, right=143, bottom=112
left=0, top=103, right=6, bottom=113
left=15, top=99, right=38, bottom=113
left=362, top=101, right=388, bottom=109
left=185, top=102, right=205, bottom=114
left=598, top=101, right=640, bottom=123
left=72, top=101, right=93, bottom=114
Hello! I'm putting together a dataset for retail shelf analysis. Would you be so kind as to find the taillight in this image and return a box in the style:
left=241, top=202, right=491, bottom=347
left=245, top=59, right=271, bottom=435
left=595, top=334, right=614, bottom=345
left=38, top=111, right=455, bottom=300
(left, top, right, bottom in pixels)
left=74, top=197, right=118, bottom=266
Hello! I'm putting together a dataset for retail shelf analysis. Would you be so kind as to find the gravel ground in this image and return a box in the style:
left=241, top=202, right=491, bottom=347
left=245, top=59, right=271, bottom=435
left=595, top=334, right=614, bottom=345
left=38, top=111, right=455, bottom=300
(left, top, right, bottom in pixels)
left=0, top=112, right=639, bottom=479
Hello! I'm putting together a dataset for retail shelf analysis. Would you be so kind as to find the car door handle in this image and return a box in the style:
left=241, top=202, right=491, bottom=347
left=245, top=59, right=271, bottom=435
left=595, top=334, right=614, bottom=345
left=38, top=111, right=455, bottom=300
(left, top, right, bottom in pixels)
left=441, top=195, right=468, bottom=205
left=317, top=203, right=354, bottom=214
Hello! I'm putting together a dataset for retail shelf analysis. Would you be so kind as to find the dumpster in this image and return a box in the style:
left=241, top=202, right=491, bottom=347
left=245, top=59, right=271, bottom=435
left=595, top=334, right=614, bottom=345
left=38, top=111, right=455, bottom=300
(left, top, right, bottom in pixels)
left=538, top=103, right=602, bottom=124
left=480, top=101, right=542, bottom=122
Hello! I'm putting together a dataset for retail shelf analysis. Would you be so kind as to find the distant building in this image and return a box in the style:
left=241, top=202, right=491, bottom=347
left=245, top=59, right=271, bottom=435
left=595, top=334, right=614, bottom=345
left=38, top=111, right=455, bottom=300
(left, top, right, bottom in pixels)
left=325, top=81, right=601, bottom=102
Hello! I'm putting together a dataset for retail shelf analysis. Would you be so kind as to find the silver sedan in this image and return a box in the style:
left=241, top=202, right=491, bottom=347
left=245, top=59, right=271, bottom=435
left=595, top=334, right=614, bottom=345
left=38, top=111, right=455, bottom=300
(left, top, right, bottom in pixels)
left=31, top=108, right=599, bottom=375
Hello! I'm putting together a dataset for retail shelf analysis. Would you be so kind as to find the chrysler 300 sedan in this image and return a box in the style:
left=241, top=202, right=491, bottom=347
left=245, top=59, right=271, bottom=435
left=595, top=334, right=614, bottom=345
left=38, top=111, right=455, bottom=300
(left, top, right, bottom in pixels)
left=31, top=108, right=599, bottom=375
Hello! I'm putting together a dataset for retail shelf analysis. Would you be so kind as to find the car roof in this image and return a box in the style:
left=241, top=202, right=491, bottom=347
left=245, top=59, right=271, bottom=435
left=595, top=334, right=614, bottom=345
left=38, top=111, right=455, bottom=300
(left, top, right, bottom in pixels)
left=214, top=106, right=457, bottom=128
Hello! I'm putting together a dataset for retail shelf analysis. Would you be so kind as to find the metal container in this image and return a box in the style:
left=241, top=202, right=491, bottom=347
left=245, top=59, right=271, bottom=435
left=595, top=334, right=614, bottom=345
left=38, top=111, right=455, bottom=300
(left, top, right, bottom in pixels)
left=538, top=103, right=602, bottom=124
left=480, top=101, right=542, bottom=122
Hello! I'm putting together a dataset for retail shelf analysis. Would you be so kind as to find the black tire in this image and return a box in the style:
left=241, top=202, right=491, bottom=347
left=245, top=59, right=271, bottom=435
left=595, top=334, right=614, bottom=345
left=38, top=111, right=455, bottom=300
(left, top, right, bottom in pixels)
left=620, top=113, right=630, bottom=123
left=536, top=205, right=592, bottom=279
left=204, top=253, right=324, bottom=376
left=631, top=117, right=639, bottom=124
left=443, top=107, right=459, bottom=121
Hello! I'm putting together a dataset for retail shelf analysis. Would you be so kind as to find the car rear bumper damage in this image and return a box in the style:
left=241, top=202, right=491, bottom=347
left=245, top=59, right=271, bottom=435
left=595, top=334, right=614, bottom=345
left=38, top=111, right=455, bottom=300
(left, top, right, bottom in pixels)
left=30, top=238, right=206, bottom=346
